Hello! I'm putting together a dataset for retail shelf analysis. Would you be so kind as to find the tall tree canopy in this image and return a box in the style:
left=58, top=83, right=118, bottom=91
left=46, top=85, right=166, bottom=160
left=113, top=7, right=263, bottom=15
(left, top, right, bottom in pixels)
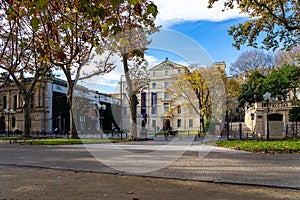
left=239, top=64, right=300, bottom=106
left=0, top=0, right=54, bottom=136
left=230, top=49, right=274, bottom=75
left=0, top=0, right=158, bottom=138
left=238, top=70, right=265, bottom=106
left=168, top=69, right=211, bottom=133
left=263, top=64, right=300, bottom=101
left=208, top=0, right=300, bottom=51
left=102, top=1, right=158, bottom=139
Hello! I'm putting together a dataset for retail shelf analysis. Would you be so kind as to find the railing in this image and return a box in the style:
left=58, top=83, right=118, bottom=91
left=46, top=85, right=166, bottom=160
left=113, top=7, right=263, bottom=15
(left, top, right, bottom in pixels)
left=258, top=101, right=298, bottom=108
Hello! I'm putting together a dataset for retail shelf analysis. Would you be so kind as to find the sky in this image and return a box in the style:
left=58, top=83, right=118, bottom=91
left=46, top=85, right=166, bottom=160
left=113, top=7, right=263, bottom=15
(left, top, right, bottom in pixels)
left=78, top=0, right=252, bottom=94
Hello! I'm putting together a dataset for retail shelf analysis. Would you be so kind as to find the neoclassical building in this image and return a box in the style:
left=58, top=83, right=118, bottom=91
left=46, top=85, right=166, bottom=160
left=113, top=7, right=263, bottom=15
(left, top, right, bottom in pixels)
left=119, top=58, right=226, bottom=136
left=0, top=77, right=120, bottom=136
left=0, top=78, right=69, bottom=135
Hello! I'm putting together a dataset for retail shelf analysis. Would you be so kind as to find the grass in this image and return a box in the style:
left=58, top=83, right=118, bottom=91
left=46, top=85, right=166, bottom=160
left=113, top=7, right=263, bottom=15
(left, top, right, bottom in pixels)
left=0, top=137, right=130, bottom=145
left=216, top=139, right=300, bottom=153
left=155, top=130, right=199, bottom=136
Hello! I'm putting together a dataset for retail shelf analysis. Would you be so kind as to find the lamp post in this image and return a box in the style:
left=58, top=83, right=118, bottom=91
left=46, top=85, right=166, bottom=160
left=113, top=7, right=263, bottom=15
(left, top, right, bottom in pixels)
left=4, top=108, right=14, bottom=137
left=99, top=103, right=106, bottom=129
left=120, top=75, right=124, bottom=136
left=95, top=100, right=106, bottom=139
left=263, top=92, right=271, bottom=140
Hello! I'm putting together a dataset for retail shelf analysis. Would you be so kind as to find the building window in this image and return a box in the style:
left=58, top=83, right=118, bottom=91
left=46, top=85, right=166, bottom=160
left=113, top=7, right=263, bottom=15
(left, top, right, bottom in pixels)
left=177, top=106, right=181, bottom=114
left=31, top=93, right=34, bottom=108
left=164, top=82, right=168, bottom=88
left=165, top=70, right=169, bottom=76
left=152, top=71, right=156, bottom=77
left=189, top=119, right=193, bottom=128
left=152, top=120, right=156, bottom=129
left=177, top=119, right=181, bottom=128
left=152, top=82, right=156, bottom=88
left=2, top=96, right=7, bottom=109
left=164, top=103, right=169, bottom=114
left=164, top=93, right=169, bottom=100
left=11, top=116, right=16, bottom=128
left=151, top=107, right=157, bottom=114
left=13, top=95, right=17, bottom=109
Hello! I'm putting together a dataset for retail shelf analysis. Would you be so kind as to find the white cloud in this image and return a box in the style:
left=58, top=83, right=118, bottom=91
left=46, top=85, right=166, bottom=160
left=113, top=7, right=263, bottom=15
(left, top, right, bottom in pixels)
left=77, top=54, right=162, bottom=93
left=152, top=0, right=244, bottom=27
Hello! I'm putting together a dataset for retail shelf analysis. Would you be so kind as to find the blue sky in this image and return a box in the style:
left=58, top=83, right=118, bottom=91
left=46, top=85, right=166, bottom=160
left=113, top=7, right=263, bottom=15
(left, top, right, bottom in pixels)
left=80, top=0, right=252, bottom=93
left=169, top=19, right=250, bottom=68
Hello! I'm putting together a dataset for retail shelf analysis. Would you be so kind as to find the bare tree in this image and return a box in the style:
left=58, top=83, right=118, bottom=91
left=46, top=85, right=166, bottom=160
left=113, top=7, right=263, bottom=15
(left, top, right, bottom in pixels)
left=275, top=45, right=300, bottom=67
left=230, top=49, right=275, bottom=75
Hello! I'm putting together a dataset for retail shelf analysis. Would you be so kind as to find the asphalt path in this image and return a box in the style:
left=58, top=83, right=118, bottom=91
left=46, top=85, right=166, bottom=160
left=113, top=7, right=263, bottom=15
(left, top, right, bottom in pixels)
left=0, top=138, right=300, bottom=189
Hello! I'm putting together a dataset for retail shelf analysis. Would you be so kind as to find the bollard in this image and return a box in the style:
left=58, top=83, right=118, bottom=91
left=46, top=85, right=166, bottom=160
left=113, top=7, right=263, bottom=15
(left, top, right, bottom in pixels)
left=239, top=122, right=242, bottom=140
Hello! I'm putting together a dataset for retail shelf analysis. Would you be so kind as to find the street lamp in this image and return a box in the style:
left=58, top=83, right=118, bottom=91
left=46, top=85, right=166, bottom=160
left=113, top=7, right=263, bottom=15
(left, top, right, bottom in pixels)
left=120, top=74, right=124, bottom=134
left=98, top=103, right=106, bottom=130
left=263, top=92, right=271, bottom=140
left=4, top=108, right=14, bottom=137
left=93, top=102, right=107, bottom=139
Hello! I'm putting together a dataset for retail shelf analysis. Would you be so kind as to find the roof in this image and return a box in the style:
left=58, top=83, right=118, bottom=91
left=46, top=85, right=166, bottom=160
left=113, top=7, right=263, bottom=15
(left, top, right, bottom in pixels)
left=149, top=58, right=188, bottom=71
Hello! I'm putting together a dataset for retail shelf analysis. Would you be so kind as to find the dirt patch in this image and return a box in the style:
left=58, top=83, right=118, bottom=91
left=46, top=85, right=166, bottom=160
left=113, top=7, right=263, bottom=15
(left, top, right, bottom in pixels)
left=0, top=165, right=299, bottom=200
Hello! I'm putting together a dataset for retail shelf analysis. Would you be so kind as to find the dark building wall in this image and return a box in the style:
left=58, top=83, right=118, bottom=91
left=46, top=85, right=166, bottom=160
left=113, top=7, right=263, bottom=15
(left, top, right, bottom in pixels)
left=52, top=91, right=70, bottom=133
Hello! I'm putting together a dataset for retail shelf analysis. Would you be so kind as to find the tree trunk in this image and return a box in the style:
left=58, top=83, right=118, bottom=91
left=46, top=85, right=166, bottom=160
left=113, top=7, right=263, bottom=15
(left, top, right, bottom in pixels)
left=129, top=93, right=138, bottom=139
left=122, top=53, right=138, bottom=139
left=67, top=83, right=78, bottom=138
left=23, top=96, right=31, bottom=137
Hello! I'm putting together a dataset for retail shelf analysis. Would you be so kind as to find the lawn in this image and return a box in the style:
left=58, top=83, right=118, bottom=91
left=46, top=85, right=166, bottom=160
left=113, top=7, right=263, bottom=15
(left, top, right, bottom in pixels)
left=0, top=137, right=128, bottom=145
left=216, top=139, right=300, bottom=153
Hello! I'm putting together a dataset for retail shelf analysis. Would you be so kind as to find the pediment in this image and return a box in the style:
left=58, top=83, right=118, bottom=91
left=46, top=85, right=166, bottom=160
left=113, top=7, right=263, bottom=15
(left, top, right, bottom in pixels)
left=149, top=59, right=187, bottom=71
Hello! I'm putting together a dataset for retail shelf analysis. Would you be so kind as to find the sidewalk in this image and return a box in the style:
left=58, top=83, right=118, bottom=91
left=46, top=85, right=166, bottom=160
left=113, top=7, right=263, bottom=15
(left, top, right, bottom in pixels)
left=1, top=164, right=299, bottom=200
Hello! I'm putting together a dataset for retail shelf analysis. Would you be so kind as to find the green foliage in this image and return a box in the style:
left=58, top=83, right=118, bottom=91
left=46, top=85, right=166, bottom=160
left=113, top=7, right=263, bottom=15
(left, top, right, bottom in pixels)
left=263, top=65, right=300, bottom=100
left=288, top=107, right=300, bottom=122
left=238, top=70, right=266, bottom=106
left=147, top=3, right=158, bottom=17
left=239, top=64, right=300, bottom=105
left=208, top=0, right=300, bottom=51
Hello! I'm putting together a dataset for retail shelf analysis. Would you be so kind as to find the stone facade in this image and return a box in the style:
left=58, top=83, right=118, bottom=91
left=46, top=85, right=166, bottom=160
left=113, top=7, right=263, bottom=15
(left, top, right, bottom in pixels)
left=249, top=101, right=299, bottom=139
left=0, top=78, right=120, bottom=136
left=119, top=59, right=226, bottom=136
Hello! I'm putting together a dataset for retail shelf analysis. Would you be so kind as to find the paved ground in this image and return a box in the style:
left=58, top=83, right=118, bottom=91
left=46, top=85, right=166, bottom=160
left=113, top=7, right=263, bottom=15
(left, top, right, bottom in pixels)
left=0, top=138, right=300, bottom=199
left=1, top=165, right=300, bottom=200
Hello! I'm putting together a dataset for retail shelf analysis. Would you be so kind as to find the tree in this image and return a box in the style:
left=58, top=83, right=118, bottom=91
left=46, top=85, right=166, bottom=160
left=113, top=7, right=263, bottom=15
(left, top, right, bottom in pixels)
left=0, top=1, right=53, bottom=137
left=186, top=69, right=211, bottom=133
left=288, top=107, right=300, bottom=122
left=288, top=107, right=300, bottom=137
left=275, top=45, right=300, bottom=67
left=168, top=70, right=210, bottom=133
left=32, top=1, right=122, bottom=138
left=263, top=64, right=300, bottom=100
left=208, top=0, right=300, bottom=51
left=168, top=64, right=226, bottom=134
left=230, top=49, right=274, bottom=75
left=226, top=78, right=242, bottom=110
left=238, top=70, right=266, bottom=107
left=103, top=1, right=158, bottom=139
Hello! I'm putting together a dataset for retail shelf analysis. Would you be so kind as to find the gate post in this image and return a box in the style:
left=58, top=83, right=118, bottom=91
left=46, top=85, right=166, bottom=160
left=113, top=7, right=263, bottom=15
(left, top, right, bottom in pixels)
left=239, top=122, right=242, bottom=140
